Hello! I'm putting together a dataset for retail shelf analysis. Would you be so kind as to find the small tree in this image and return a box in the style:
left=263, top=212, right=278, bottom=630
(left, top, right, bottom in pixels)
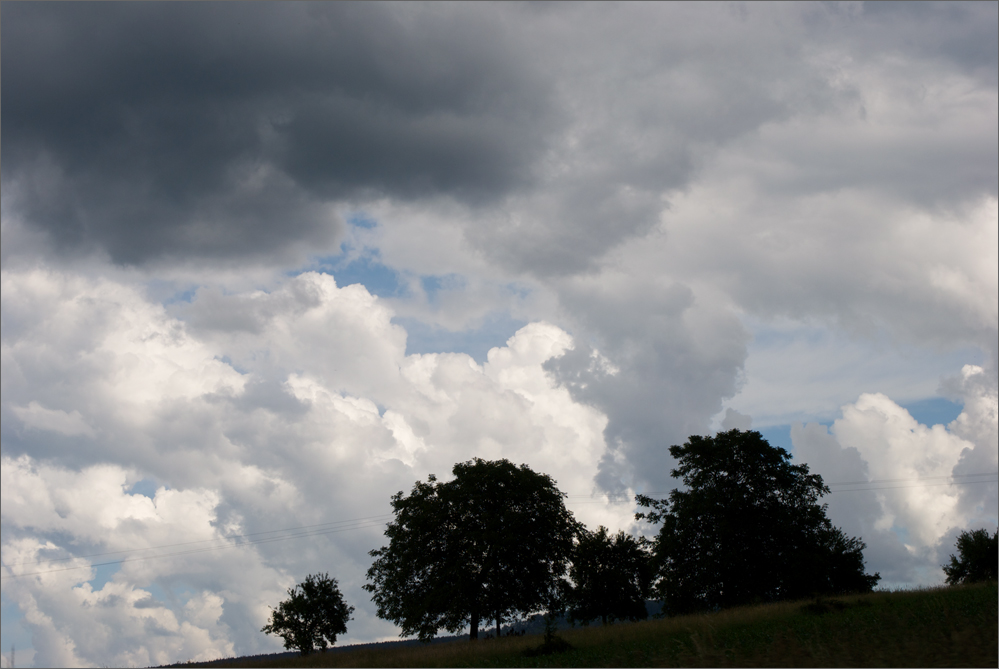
left=568, top=526, right=652, bottom=626
left=261, top=572, right=354, bottom=656
left=943, top=528, right=998, bottom=585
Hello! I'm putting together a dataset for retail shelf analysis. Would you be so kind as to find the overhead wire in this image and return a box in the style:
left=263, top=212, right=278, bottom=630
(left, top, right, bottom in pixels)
left=826, top=478, right=997, bottom=493
left=1, top=514, right=393, bottom=580
left=621, top=472, right=998, bottom=499
left=2, top=471, right=995, bottom=580
left=3, top=513, right=395, bottom=568
left=825, top=472, right=998, bottom=486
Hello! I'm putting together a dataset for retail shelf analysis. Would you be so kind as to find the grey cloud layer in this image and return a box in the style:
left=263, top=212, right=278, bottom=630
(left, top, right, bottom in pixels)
left=544, top=273, right=749, bottom=492
left=8, top=3, right=993, bottom=271
left=2, top=2, right=552, bottom=263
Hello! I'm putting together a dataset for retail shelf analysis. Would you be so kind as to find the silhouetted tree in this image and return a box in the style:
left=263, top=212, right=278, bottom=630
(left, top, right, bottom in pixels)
left=365, top=458, right=579, bottom=641
left=943, top=528, right=998, bottom=585
left=568, top=525, right=652, bottom=626
left=261, top=572, right=354, bottom=656
left=636, top=429, right=880, bottom=616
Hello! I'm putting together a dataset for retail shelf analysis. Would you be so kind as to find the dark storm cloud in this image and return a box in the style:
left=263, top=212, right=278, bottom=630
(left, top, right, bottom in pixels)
left=1, top=2, right=553, bottom=263
left=9, top=3, right=992, bottom=273
left=854, top=1, right=999, bottom=81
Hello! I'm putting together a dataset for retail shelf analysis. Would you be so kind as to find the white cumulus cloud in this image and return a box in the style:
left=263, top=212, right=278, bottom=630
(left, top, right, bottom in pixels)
left=1, top=267, right=632, bottom=665
left=791, top=364, right=998, bottom=586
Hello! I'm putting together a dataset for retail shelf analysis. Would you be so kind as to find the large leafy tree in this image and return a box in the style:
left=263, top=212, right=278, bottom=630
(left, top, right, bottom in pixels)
left=261, top=572, right=354, bottom=656
left=636, top=429, right=880, bottom=615
left=364, top=458, right=579, bottom=641
left=568, top=525, right=652, bottom=626
left=943, top=528, right=998, bottom=585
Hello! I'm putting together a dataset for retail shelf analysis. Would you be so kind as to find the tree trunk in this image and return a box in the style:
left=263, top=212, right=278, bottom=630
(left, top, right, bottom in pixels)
left=470, top=606, right=480, bottom=640
left=496, top=612, right=501, bottom=638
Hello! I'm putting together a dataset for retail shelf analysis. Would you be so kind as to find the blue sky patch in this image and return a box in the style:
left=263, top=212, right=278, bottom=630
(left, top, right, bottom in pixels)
left=88, top=560, right=123, bottom=591
left=420, top=273, right=466, bottom=303
left=758, top=396, right=964, bottom=460
left=901, top=396, right=964, bottom=428
left=757, top=424, right=796, bottom=455
left=313, top=252, right=409, bottom=298
left=127, top=478, right=160, bottom=500
left=346, top=212, right=377, bottom=229
left=0, top=592, right=32, bottom=663
left=395, top=311, right=528, bottom=364
left=146, top=279, right=198, bottom=307
left=215, top=355, right=249, bottom=375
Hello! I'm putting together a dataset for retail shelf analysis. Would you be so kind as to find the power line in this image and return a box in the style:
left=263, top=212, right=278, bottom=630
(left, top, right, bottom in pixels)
left=828, top=479, right=998, bottom=493
left=2, top=518, right=390, bottom=580
left=627, top=472, right=998, bottom=498
left=826, top=472, right=998, bottom=487
left=3, top=472, right=995, bottom=580
left=1, top=515, right=392, bottom=580
left=3, top=513, right=395, bottom=568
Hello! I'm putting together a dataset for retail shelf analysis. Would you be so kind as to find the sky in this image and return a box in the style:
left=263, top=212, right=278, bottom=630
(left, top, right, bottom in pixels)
left=1, top=2, right=997, bottom=666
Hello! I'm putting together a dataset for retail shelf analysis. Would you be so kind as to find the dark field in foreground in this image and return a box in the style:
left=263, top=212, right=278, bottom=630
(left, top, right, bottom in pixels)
left=174, top=582, right=997, bottom=668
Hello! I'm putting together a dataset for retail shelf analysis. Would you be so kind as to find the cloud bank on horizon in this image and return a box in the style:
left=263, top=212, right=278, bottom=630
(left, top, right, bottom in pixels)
left=1, top=2, right=996, bottom=666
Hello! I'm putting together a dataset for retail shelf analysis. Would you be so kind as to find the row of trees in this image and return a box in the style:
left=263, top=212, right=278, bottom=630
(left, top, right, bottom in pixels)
left=263, top=429, right=994, bottom=654
left=365, top=430, right=879, bottom=639
left=365, top=429, right=881, bottom=642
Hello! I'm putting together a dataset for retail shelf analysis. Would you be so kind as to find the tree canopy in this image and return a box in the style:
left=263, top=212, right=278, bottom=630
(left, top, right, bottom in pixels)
left=636, top=429, right=880, bottom=615
left=364, top=458, right=579, bottom=641
left=261, top=572, right=354, bottom=656
left=943, top=528, right=998, bottom=585
left=568, top=525, right=652, bottom=626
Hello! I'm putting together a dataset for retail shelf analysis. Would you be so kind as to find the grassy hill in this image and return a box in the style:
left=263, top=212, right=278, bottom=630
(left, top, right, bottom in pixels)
left=175, top=582, right=997, bottom=667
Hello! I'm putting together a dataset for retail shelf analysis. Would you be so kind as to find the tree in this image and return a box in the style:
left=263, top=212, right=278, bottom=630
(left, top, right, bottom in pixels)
left=636, top=429, right=880, bottom=616
left=261, top=573, right=354, bottom=656
left=364, top=458, right=580, bottom=641
left=568, top=525, right=652, bottom=626
left=943, top=528, right=998, bottom=585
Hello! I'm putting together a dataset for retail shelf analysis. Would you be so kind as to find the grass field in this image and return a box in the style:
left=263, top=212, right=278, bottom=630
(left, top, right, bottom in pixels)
left=181, top=582, right=997, bottom=668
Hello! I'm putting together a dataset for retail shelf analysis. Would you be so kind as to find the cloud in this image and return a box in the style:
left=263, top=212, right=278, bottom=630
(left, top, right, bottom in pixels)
left=1, top=266, right=636, bottom=664
left=266, top=1, right=997, bottom=501
left=0, top=267, right=247, bottom=471
left=1, top=4, right=996, bottom=664
left=720, top=409, right=752, bottom=431
left=0, top=460, right=244, bottom=667
left=791, top=366, right=998, bottom=586
left=835, top=2, right=998, bottom=85
left=14, top=3, right=994, bottom=275
left=11, top=403, right=97, bottom=438
left=724, top=317, right=986, bottom=428
left=942, top=364, right=999, bottom=523
left=543, top=271, right=749, bottom=493
left=833, top=394, right=971, bottom=546
left=0, top=3, right=552, bottom=265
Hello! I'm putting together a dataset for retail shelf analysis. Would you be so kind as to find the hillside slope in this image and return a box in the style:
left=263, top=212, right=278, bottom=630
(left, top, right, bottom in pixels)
left=171, top=582, right=997, bottom=668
